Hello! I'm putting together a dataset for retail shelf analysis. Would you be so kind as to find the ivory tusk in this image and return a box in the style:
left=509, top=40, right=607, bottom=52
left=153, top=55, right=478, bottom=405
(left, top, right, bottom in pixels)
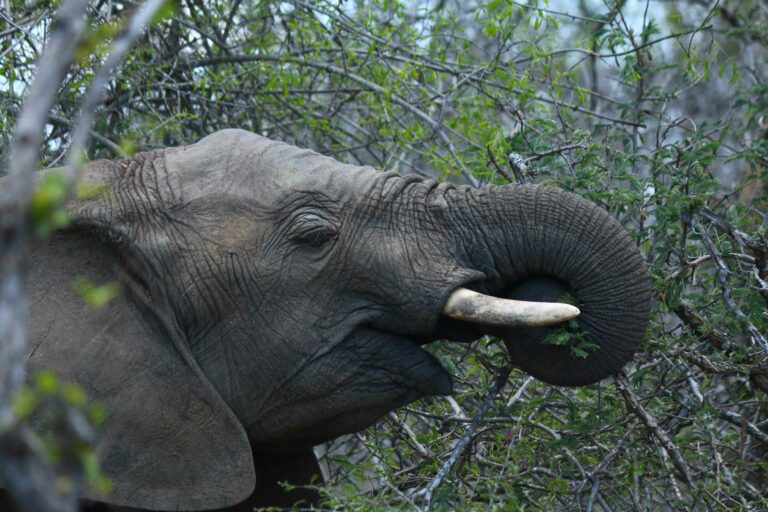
left=441, top=287, right=580, bottom=328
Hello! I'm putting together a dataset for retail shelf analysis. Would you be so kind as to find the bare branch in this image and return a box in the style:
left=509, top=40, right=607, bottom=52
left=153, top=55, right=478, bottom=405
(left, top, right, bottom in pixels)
left=0, top=0, right=88, bottom=429
left=616, top=373, right=693, bottom=486
left=65, top=0, right=168, bottom=179
left=413, top=366, right=513, bottom=510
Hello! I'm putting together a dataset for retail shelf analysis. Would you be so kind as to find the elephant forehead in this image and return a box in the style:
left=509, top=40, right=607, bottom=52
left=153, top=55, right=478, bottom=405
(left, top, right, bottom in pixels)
left=239, top=159, right=378, bottom=202
left=166, top=129, right=381, bottom=204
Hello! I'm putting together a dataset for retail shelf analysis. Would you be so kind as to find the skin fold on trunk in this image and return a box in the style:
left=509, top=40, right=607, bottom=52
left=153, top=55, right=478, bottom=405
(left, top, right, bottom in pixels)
left=454, top=183, right=652, bottom=386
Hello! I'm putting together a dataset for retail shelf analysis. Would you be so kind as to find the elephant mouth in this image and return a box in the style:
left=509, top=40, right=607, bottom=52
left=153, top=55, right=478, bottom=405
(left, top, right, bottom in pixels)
left=254, top=280, right=586, bottom=447
left=366, top=280, right=581, bottom=397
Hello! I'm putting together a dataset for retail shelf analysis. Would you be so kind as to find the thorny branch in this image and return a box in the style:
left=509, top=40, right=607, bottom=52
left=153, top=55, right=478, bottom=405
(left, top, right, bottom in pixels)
left=616, top=373, right=693, bottom=486
left=413, top=365, right=513, bottom=510
left=0, top=2, right=90, bottom=509
left=0, top=1, right=166, bottom=510
left=692, top=218, right=768, bottom=353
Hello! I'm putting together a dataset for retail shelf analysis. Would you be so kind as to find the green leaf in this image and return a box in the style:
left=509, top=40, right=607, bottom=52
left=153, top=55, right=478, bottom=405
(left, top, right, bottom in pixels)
left=62, top=383, right=87, bottom=406
left=31, top=172, right=71, bottom=238
left=35, top=370, right=59, bottom=396
left=12, top=387, right=38, bottom=420
left=729, top=60, right=740, bottom=85
left=151, top=0, right=178, bottom=25
left=73, top=278, right=121, bottom=309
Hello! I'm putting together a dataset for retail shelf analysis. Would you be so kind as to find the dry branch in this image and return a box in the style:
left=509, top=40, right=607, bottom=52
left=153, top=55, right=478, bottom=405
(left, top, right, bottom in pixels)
left=0, top=1, right=166, bottom=510
left=616, top=373, right=693, bottom=486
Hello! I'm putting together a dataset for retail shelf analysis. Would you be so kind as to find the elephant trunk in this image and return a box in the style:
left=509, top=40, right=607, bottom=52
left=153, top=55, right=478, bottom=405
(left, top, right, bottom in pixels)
left=457, top=184, right=652, bottom=386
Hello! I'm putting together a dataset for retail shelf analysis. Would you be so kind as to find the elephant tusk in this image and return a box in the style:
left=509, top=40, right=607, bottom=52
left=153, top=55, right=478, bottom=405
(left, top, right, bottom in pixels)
left=441, top=287, right=580, bottom=327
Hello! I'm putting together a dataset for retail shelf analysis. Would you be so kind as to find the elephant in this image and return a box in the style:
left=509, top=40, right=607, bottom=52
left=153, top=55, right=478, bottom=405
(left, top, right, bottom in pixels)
left=3, top=129, right=651, bottom=510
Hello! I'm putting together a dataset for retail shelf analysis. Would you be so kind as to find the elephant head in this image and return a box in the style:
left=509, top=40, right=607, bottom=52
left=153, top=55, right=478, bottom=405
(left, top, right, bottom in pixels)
left=20, top=129, right=651, bottom=509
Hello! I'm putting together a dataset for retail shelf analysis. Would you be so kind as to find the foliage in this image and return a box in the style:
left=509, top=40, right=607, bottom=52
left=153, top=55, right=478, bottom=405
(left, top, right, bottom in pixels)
left=30, top=172, right=71, bottom=238
left=12, top=371, right=111, bottom=495
left=2, top=0, right=768, bottom=510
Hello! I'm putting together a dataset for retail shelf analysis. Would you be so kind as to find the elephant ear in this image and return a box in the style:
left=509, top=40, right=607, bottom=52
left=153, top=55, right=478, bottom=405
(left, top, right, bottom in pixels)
left=25, top=228, right=254, bottom=510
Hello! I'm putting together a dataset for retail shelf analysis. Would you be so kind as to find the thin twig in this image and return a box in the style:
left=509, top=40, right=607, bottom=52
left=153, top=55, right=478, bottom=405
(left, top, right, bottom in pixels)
left=486, top=144, right=514, bottom=183
left=387, top=412, right=432, bottom=458
left=65, top=0, right=167, bottom=182
left=719, top=410, right=768, bottom=445
left=413, top=366, right=513, bottom=510
left=693, top=218, right=768, bottom=353
left=0, top=2, right=164, bottom=510
left=616, top=373, right=693, bottom=486
left=0, top=3, right=89, bottom=510
left=1, top=0, right=88, bottom=427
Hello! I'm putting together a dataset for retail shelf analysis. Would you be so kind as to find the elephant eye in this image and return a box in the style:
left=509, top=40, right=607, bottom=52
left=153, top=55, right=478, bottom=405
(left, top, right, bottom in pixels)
left=290, top=214, right=338, bottom=248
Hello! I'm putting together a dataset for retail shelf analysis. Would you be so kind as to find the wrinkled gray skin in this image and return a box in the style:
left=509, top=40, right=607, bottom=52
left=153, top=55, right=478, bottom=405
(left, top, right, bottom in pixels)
left=10, top=130, right=650, bottom=511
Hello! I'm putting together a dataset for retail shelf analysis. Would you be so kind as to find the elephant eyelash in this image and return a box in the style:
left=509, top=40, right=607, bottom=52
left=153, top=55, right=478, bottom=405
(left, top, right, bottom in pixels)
left=290, top=216, right=338, bottom=247
left=294, top=225, right=337, bottom=247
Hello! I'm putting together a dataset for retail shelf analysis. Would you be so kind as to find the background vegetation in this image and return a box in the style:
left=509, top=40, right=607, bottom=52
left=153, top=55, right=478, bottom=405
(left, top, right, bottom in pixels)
left=1, top=0, right=767, bottom=510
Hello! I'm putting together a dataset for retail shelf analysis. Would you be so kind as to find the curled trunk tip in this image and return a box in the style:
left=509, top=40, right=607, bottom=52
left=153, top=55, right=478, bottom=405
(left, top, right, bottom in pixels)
left=471, top=185, right=652, bottom=387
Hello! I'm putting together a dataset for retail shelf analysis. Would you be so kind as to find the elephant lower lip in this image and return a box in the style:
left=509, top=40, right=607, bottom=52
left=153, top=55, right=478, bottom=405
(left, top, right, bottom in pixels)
left=359, top=328, right=453, bottom=396
left=424, top=315, right=488, bottom=344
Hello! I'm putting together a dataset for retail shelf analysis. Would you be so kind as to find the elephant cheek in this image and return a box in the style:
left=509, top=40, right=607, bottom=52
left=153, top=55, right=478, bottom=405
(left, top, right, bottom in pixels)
left=359, top=330, right=454, bottom=398
left=247, top=330, right=452, bottom=449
